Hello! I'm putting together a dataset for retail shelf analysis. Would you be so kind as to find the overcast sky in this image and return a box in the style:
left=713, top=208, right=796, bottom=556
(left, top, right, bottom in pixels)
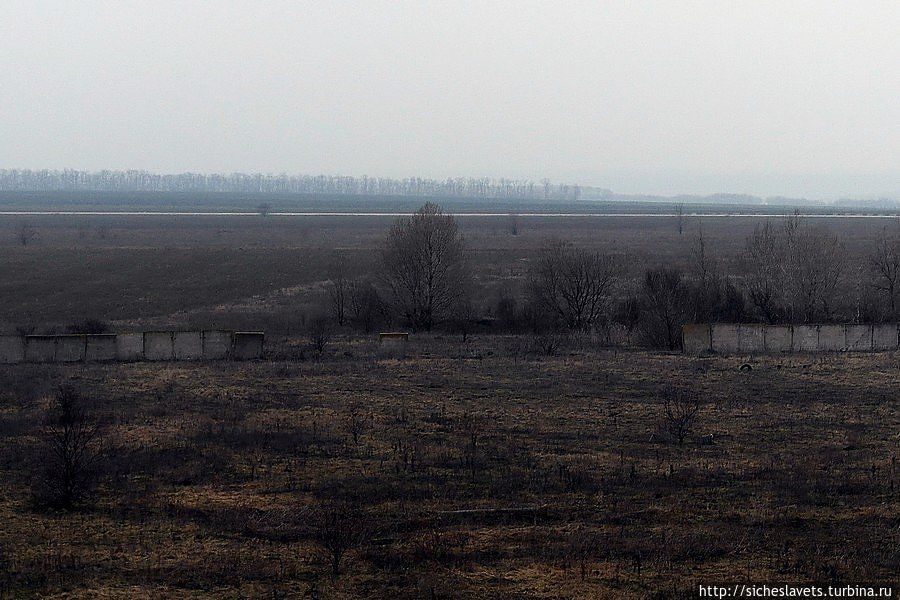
left=1, top=1, right=897, bottom=199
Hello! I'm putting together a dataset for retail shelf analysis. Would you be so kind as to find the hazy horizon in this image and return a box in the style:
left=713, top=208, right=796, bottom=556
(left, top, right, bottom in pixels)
left=2, top=1, right=897, bottom=200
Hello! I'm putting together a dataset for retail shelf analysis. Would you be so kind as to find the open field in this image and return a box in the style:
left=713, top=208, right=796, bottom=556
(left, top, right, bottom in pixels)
left=0, top=210, right=896, bottom=332
left=1, top=343, right=897, bottom=598
left=0, top=201, right=898, bottom=597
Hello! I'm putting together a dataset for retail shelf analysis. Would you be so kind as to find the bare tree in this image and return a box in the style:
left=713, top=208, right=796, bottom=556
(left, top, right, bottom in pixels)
left=310, top=500, right=372, bottom=579
left=783, top=220, right=845, bottom=323
left=690, top=222, right=747, bottom=323
left=528, top=239, right=619, bottom=330
left=31, top=386, right=104, bottom=511
left=744, top=216, right=844, bottom=323
left=870, top=233, right=900, bottom=319
left=641, top=267, right=688, bottom=350
left=17, top=222, right=37, bottom=246
left=307, top=315, right=332, bottom=358
left=661, top=386, right=702, bottom=445
left=344, top=406, right=368, bottom=447
left=257, top=202, right=271, bottom=216
left=379, top=203, right=472, bottom=330
left=326, top=260, right=349, bottom=326
left=675, top=203, right=685, bottom=235
left=744, top=221, right=785, bottom=323
left=567, top=528, right=601, bottom=582
left=348, top=279, right=383, bottom=333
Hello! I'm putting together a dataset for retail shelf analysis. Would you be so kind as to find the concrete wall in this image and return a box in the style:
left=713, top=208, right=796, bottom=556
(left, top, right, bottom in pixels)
left=0, top=331, right=263, bottom=364
left=685, top=323, right=900, bottom=354
left=845, top=325, right=871, bottom=351
left=116, top=333, right=145, bottom=361
left=25, top=336, right=57, bottom=362
left=682, top=324, right=711, bottom=354
left=202, top=330, right=233, bottom=359
left=711, top=324, right=740, bottom=355
left=85, top=335, right=117, bottom=361
left=740, top=325, right=765, bottom=353
left=0, top=336, right=25, bottom=363
left=233, top=332, right=264, bottom=360
left=144, top=332, right=174, bottom=361
left=764, top=326, right=792, bottom=352
left=792, top=325, right=818, bottom=352
left=872, top=324, right=898, bottom=351
left=817, top=325, right=845, bottom=351
left=378, top=332, right=409, bottom=358
left=56, top=335, right=86, bottom=362
left=173, top=331, right=203, bottom=360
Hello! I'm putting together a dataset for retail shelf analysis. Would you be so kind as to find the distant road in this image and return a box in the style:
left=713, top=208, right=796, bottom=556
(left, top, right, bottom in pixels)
left=1, top=211, right=899, bottom=218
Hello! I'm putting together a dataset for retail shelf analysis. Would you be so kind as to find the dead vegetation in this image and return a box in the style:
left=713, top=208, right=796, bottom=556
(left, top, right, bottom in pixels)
left=0, top=346, right=896, bottom=598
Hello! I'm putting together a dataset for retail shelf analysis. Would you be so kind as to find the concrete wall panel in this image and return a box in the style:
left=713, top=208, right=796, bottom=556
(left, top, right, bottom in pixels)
left=116, top=333, right=145, bottom=360
left=2, top=330, right=258, bottom=363
left=378, top=332, right=409, bottom=358
left=0, top=336, right=25, bottom=363
left=56, top=336, right=86, bottom=362
left=174, top=331, right=203, bottom=360
left=25, top=336, right=57, bottom=362
left=234, top=332, right=264, bottom=359
left=845, top=325, right=871, bottom=351
left=872, top=324, right=898, bottom=351
left=711, top=324, right=740, bottom=355
left=765, top=326, right=792, bottom=352
left=792, top=326, right=818, bottom=352
left=85, top=334, right=117, bottom=361
left=739, top=325, right=766, bottom=353
left=817, top=325, right=846, bottom=351
left=202, top=330, right=232, bottom=359
left=145, top=332, right=174, bottom=361
left=682, top=324, right=711, bottom=355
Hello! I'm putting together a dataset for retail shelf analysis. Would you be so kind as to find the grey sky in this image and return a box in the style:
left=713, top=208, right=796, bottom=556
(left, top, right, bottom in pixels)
left=2, top=1, right=898, bottom=199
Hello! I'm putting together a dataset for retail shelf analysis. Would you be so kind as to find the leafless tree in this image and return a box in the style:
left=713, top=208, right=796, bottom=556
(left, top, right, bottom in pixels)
left=17, top=222, right=37, bottom=246
left=528, top=239, right=619, bottom=330
left=689, top=222, right=747, bottom=323
left=870, top=233, right=900, bottom=319
left=307, top=315, right=332, bottom=358
left=641, top=267, right=687, bottom=350
left=379, top=203, right=472, bottom=330
left=348, top=279, right=383, bottom=333
left=257, top=202, right=271, bottom=216
left=744, top=220, right=785, bottom=323
left=326, top=260, right=349, bottom=326
left=309, top=500, right=372, bottom=579
left=345, top=406, right=368, bottom=447
left=661, top=386, right=702, bottom=445
left=744, top=216, right=844, bottom=323
left=783, top=220, right=845, bottom=323
left=567, top=527, right=601, bottom=581
left=31, top=386, right=104, bottom=510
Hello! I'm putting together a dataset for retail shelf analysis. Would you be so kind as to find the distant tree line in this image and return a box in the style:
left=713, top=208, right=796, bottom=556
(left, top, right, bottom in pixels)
left=0, top=169, right=581, bottom=200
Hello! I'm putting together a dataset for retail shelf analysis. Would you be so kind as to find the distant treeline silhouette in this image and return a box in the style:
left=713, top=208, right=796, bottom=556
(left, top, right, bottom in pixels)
left=0, top=169, right=582, bottom=200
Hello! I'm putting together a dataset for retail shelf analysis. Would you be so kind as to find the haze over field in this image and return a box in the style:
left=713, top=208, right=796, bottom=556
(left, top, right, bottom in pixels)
left=1, top=1, right=898, bottom=199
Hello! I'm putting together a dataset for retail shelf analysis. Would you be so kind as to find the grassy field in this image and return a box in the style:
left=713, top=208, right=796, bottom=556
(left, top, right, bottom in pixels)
left=0, top=211, right=893, bottom=332
left=1, top=342, right=897, bottom=598
left=0, top=204, right=897, bottom=597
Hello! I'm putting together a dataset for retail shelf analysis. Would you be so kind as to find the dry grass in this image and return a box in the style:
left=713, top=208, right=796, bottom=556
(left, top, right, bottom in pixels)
left=1, top=340, right=897, bottom=598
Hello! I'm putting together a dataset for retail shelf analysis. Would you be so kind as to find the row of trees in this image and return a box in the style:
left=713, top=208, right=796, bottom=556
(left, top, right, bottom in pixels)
left=323, top=204, right=900, bottom=350
left=0, top=169, right=581, bottom=200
